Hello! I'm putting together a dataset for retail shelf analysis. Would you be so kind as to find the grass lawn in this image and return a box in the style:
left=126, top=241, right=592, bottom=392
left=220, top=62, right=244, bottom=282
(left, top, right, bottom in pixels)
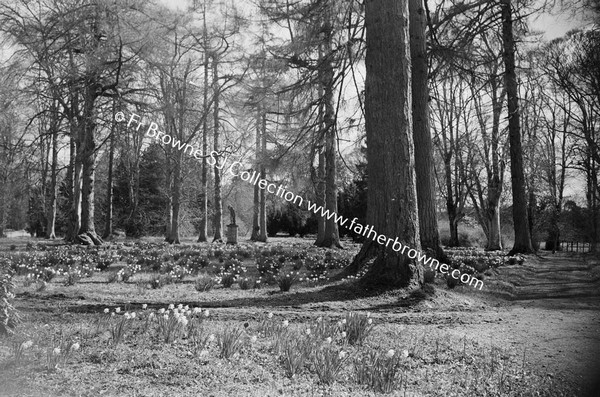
left=0, top=237, right=591, bottom=396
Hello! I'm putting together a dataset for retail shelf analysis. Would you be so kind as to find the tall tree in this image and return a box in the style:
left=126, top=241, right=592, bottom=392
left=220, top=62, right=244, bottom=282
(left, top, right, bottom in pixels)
left=349, top=0, right=422, bottom=288
left=501, top=0, right=534, bottom=254
left=409, top=0, right=443, bottom=257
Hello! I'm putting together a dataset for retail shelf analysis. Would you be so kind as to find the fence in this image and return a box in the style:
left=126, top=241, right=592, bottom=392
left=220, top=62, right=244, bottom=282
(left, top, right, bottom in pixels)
left=559, top=241, right=593, bottom=253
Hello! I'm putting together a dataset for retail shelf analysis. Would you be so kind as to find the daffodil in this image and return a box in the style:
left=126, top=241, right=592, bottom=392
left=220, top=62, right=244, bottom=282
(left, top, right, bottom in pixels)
left=325, top=337, right=332, bottom=344
left=115, top=307, right=121, bottom=313
left=386, top=349, right=395, bottom=358
left=142, top=304, right=148, bottom=310
left=341, top=331, right=347, bottom=338
left=282, top=320, right=289, bottom=328
left=71, top=342, right=80, bottom=351
left=53, top=347, right=61, bottom=356
left=267, top=312, right=273, bottom=319
left=103, top=308, right=109, bottom=314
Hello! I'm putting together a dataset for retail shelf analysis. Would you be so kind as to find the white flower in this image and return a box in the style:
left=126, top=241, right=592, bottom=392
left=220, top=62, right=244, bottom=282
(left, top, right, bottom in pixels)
left=341, top=319, right=347, bottom=325
left=341, top=331, right=347, bottom=338
left=325, top=337, right=332, bottom=344
left=305, top=328, right=311, bottom=336
left=337, top=321, right=342, bottom=327
left=110, top=312, right=115, bottom=317
left=208, top=334, right=215, bottom=343
left=282, top=320, right=289, bottom=328
left=184, top=305, right=189, bottom=311
left=124, top=313, right=131, bottom=320
left=401, top=349, right=409, bottom=358
left=177, top=304, right=183, bottom=310
left=103, top=308, right=109, bottom=314
left=317, top=316, right=323, bottom=322
left=367, top=319, right=373, bottom=325
left=366, top=312, right=371, bottom=318
left=130, top=312, right=136, bottom=319
left=267, top=312, right=273, bottom=319
left=203, top=310, right=210, bottom=317
left=149, top=313, right=155, bottom=319
left=163, top=314, right=169, bottom=320
left=338, top=351, right=347, bottom=360
left=250, top=335, right=258, bottom=343
left=115, top=307, right=121, bottom=313
left=53, top=347, right=61, bottom=356
left=142, top=304, right=148, bottom=310
left=71, top=343, right=80, bottom=351
left=168, top=304, right=174, bottom=310
left=21, top=340, right=33, bottom=350
left=158, top=308, right=165, bottom=314
left=386, top=349, right=395, bottom=358
left=178, top=317, right=189, bottom=326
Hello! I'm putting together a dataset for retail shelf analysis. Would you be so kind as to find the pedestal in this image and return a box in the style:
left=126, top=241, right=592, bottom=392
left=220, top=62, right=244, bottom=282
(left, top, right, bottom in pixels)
left=226, top=224, right=238, bottom=245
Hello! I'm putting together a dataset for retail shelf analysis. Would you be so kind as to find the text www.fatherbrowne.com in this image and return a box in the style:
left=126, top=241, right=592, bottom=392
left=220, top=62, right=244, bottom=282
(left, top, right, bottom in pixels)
left=119, top=111, right=484, bottom=290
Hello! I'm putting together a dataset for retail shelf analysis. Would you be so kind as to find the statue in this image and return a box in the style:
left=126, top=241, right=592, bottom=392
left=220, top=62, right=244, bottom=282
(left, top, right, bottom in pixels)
left=228, top=205, right=236, bottom=226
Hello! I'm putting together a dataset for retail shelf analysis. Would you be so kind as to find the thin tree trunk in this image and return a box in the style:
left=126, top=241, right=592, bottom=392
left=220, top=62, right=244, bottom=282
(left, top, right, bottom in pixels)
left=409, top=0, right=443, bottom=258
left=198, top=11, right=209, bottom=243
left=251, top=107, right=261, bottom=241
left=102, top=104, right=116, bottom=240
left=315, top=147, right=326, bottom=244
left=318, top=36, right=341, bottom=248
left=46, top=104, right=59, bottom=240
left=168, top=153, right=182, bottom=244
left=501, top=0, right=534, bottom=254
left=212, top=54, right=223, bottom=242
left=348, top=0, right=422, bottom=289
left=258, top=110, right=268, bottom=242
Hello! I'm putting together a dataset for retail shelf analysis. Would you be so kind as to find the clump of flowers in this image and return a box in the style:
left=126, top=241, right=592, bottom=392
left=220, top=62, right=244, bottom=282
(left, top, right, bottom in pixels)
left=353, top=348, right=407, bottom=393
left=276, top=271, right=301, bottom=292
left=195, top=274, right=218, bottom=292
left=340, top=312, right=374, bottom=346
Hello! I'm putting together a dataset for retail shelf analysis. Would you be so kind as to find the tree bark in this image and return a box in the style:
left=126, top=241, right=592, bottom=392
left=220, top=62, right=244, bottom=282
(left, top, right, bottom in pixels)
left=251, top=107, right=261, bottom=241
left=198, top=12, right=210, bottom=243
left=258, top=110, right=268, bottom=242
left=409, top=0, right=443, bottom=258
left=77, top=83, right=102, bottom=246
left=102, top=104, right=116, bottom=240
left=168, top=153, right=182, bottom=244
left=46, top=101, right=59, bottom=240
left=348, top=0, right=422, bottom=289
left=212, top=54, right=223, bottom=242
left=317, top=26, right=341, bottom=248
left=501, top=0, right=534, bottom=254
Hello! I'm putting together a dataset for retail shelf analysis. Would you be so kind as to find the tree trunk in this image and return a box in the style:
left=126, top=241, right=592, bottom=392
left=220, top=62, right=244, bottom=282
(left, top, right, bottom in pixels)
left=501, top=0, right=534, bottom=254
left=317, top=35, right=341, bottom=248
left=258, top=110, right=268, bottom=242
left=314, top=147, right=326, bottom=245
left=486, top=193, right=502, bottom=250
left=66, top=121, right=82, bottom=242
left=168, top=153, right=182, bottom=244
left=251, top=107, right=261, bottom=241
left=77, top=85, right=102, bottom=246
left=102, top=105, right=116, bottom=240
left=198, top=15, right=210, bottom=243
left=46, top=107, right=59, bottom=240
left=348, top=0, right=422, bottom=289
left=212, top=55, right=223, bottom=242
left=409, top=0, right=443, bottom=258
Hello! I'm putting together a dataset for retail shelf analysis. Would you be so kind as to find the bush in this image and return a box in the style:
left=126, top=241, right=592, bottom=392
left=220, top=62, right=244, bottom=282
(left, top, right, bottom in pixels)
left=276, top=272, right=300, bottom=292
left=220, top=273, right=236, bottom=288
left=195, top=274, right=217, bottom=292
left=238, top=277, right=255, bottom=290
left=0, top=265, right=20, bottom=335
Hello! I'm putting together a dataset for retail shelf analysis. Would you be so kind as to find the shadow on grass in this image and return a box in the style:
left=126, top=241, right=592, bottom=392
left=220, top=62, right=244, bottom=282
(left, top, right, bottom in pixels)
left=16, top=281, right=432, bottom=315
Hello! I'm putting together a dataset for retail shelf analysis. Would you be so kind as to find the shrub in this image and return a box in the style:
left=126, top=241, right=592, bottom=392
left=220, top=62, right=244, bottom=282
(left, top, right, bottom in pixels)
left=0, top=265, right=20, bottom=336
left=238, top=277, right=255, bottom=290
left=276, top=272, right=300, bottom=292
left=195, top=274, right=217, bottom=292
left=220, top=273, right=236, bottom=288
left=446, top=275, right=459, bottom=289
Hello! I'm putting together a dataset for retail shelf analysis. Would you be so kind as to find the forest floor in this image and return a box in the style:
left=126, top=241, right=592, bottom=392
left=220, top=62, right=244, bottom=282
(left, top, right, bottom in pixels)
left=0, top=236, right=599, bottom=396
